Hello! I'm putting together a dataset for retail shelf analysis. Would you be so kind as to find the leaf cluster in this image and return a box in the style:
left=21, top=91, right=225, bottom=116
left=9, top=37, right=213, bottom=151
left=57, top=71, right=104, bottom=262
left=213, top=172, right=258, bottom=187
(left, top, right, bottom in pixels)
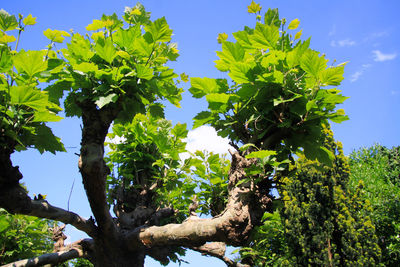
left=189, top=6, right=348, bottom=166
left=48, top=3, right=183, bottom=123
left=0, top=208, right=53, bottom=265
left=0, top=10, right=65, bottom=154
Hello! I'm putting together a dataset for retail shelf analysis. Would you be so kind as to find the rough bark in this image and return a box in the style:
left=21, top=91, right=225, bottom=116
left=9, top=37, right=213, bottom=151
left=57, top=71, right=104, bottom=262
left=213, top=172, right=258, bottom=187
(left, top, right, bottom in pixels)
left=124, top=151, right=271, bottom=249
left=2, top=239, right=93, bottom=267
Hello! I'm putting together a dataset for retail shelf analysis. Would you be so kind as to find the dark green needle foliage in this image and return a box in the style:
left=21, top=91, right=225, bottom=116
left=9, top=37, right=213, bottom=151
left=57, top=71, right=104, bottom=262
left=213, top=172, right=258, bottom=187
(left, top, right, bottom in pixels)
left=280, top=127, right=381, bottom=266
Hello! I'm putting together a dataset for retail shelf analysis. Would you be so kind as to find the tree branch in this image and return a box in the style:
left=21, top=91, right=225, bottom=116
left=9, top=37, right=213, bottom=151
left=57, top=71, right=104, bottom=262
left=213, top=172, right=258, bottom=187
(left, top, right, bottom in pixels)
left=1, top=239, right=94, bottom=267
left=124, top=152, right=271, bottom=250
left=78, top=102, right=118, bottom=237
left=191, top=242, right=250, bottom=267
left=28, top=200, right=96, bottom=237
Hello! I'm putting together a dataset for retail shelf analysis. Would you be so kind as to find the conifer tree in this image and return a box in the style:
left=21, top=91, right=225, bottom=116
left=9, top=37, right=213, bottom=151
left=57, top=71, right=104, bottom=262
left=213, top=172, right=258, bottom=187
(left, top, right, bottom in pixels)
left=280, top=127, right=381, bottom=266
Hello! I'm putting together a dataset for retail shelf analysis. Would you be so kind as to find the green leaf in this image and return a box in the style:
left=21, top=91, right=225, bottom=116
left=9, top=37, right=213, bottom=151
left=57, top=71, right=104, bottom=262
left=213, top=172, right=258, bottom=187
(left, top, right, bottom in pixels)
left=13, top=50, right=47, bottom=77
left=247, top=1, right=262, bottom=14
left=229, top=62, right=254, bottom=84
left=319, top=65, right=345, bottom=86
left=294, top=29, right=303, bottom=40
left=86, top=19, right=106, bottom=31
left=250, top=23, right=279, bottom=49
left=95, top=93, right=118, bottom=109
left=0, top=33, right=16, bottom=43
left=217, top=33, right=228, bottom=44
left=264, top=8, right=281, bottom=27
left=206, top=93, right=231, bottom=104
left=300, top=50, right=327, bottom=78
left=0, top=46, right=12, bottom=72
left=288, top=18, right=300, bottom=30
left=193, top=111, right=214, bottom=129
left=148, top=103, right=165, bottom=118
left=189, top=77, right=221, bottom=98
left=114, top=25, right=141, bottom=51
left=215, top=41, right=245, bottom=71
left=32, top=111, right=63, bottom=122
left=95, top=37, right=116, bottom=63
left=0, top=9, right=18, bottom=31
left=144, top=17, right=172, bottom=43
left=135, top=64, right=154, bottom=80
left=23, top=14, right=37, bottom=26
left=33, top=124, right=65, bottom=154
left=10, top=86, right=48, bottom=111
left=172, top=123, right=188, bottom=139
left=43, top=29, right=70, bottom=43
left=180, top=73, right=189, bottom=82
left=306, top=99, right=317, bottom=111
left=246, top=150, right=277, bottom=159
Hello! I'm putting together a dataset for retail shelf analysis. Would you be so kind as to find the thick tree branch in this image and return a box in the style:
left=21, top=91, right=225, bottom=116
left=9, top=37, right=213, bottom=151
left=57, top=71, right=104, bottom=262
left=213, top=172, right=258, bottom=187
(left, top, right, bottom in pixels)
left=2, top=239, right=94, bottom=267
left=124, top=152, right=271, bottom=250
left=28, top=200, right=96, bottom=237
left=78, top=102, right=119, bottom=237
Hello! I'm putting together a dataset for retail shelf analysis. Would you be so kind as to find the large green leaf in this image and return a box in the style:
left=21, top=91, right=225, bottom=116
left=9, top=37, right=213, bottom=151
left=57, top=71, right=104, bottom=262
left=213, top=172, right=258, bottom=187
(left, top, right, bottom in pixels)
left=33, top=124, right=65, bottom=154
left=264, top=8, right=281, bottom=27
left=144, top=17, right=172, bottom=43
left=319, top=65, right=345, bottom=86
left=229, top=62, right=255, bottom=84
left=300, top=50, right=327, bottom=78
left=43, top=29, right=70, bottom=43
left=13, top=50, right=48, bottom=77
left=95, top=37, right=116, bottom=64
left=250, top=23, right=279, bottom=49
left=10, top=86, right=48, bottom=111
left=114, top=25, right=141, bottom=51
left=189, top=77, right=221, bottom=98
left=135, top=64, right=154, bottom=80
left=246, top=150, right=277, bottom=159
left=0, top=9, right=18, bottom=31
left=172, top=123, right=188, bottom=139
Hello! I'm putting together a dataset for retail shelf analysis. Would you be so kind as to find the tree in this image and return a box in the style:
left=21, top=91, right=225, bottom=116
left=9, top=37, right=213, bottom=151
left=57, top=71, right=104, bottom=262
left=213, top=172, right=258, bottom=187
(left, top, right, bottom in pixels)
left=280, top=127, right=381, bottom=266
left=348, top=145, right=400, bottom=266
left=237, top=128, right=381, bottom=267
left=0, top=2, right=349, bottom=266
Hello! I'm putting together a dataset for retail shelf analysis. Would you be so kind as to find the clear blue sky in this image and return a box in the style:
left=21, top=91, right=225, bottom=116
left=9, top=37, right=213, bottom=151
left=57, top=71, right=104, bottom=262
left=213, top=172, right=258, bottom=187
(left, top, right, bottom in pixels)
left=4, top=0, right=400, bottom=266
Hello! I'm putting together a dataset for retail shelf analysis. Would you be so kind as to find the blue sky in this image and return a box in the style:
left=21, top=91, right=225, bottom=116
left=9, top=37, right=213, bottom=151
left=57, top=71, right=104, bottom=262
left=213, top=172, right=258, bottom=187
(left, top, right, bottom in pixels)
left=3, top=0, right=400, bottom=266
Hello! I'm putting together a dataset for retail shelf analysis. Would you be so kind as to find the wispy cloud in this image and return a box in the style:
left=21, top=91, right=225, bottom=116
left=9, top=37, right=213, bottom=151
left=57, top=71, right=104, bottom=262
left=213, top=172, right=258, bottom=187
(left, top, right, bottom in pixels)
left=350, top=64, right=371, bottom=83
left=330, top=39, right=356, bottom=47
left=372, top=50, right=397, bottom=62
left=363, top=31, right=389, bottom=42
left=328, top=25, right=336, bottom=36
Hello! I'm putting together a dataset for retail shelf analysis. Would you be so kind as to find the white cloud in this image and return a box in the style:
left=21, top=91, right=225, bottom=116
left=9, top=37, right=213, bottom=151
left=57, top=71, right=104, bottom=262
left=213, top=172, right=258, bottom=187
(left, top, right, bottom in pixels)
left=350, top=71, right=363, bottom=82
left=181, top=126, right=233, bottom=160
left=330, top=39, right=356, bottom=47
left=350, top=64, right=371, bottom=83
left=372, top=50, right=397, bottom=62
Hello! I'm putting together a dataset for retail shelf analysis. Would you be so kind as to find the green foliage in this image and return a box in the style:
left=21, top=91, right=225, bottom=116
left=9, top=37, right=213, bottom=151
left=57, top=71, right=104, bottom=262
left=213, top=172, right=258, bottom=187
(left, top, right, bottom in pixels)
left=0, top=208, right=53, bottom=265
left=189, top=6, right=348, bottom=166
left=106, top=114, right=192, bottom=215
left=68, top=258, right=94, bottom=267
left=189, top=150, right=230, bottom=216
left=0, top=10, right=65, bottom=154
left=48, top=3, right=183, bottom=122
left=349, top=145, right=400, bottom=266
left=238, top=211, right=293, bottom=266
left=280, top=128, right=381, bottom=266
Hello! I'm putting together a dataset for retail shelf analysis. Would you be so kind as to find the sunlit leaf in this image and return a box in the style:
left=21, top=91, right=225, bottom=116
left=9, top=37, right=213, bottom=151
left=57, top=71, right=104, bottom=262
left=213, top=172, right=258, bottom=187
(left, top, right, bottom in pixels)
left=288, top=18, right=300, bottom=30
left=23, top=14, right=37, bottom=26
left=247, top=1, right=262, bottom=14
